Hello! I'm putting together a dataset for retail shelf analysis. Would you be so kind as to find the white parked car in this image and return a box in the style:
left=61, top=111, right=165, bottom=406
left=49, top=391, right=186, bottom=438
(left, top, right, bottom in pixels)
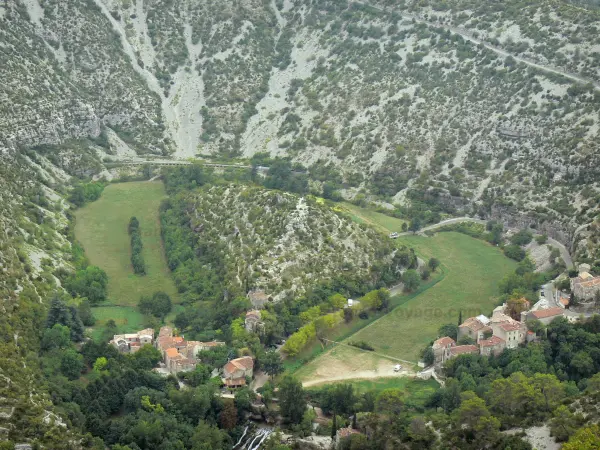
left=394, top=364, right=402, bottom=372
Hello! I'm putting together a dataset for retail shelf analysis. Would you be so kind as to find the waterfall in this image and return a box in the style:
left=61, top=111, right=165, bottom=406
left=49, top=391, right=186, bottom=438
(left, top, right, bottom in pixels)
left=237, top=428, right=273, bottom=450
left=249, top=429, right=272, bottom=450
left=233, top=426, right=249, bottom=449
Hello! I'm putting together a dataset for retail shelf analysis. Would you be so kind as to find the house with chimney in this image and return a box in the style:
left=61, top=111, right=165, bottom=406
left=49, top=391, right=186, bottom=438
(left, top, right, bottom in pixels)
left=489, top=312, right=527, bottom=349
left=432, top=337, right=456, bottom=365
left=457, top=315, right=491, bottom=342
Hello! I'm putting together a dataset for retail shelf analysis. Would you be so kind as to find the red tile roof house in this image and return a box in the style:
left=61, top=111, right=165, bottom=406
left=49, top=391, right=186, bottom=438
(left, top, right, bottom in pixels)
left=458, top=315, right=491, bottom=343
left=526, top=307, right=565, bottom=325
left=448, top=345, right=479, bottom=358
left=222, top=356, right=254, bottom=388
left=478, top=335, right=506, bottom=356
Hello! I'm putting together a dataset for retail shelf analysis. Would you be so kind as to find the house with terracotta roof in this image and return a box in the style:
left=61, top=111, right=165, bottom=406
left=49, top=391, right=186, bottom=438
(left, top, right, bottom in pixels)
left=448, top=345, right=479, bottom=357
left=526, top=307, right=564, bottom=325
left=154, top=326, right=217, bottom=374
left=458, top=315, right=491, bottom=343
left=558, top=295, right=570, bottom=308
left=432, top=337, right=456, bottom=365
left=479, top=335, right=506, bottom=356
left=222, top=356, right=254, bottom=388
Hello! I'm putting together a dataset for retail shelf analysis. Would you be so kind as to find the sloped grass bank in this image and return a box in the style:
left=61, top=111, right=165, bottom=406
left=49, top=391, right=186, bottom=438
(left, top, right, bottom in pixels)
left=349, top=232, right=517, bottom=361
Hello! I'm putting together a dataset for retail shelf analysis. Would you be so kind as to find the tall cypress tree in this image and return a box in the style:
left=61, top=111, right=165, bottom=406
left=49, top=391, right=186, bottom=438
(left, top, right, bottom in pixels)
left=69, top=305, right=85, bottom=342
left=331, top=413, right=337, bottom=440
left=458, top=310, right=463, bottom=326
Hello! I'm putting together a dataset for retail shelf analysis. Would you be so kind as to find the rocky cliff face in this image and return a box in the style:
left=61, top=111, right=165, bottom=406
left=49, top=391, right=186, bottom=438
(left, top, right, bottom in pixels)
left=2, top=0, right=599, bottom=236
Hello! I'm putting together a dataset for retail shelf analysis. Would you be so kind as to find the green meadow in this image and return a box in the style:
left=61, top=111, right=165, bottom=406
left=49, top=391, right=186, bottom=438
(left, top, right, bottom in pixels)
left=348, top=232, right=516, bottom=361
left=75, top=181, right=179, bottom=337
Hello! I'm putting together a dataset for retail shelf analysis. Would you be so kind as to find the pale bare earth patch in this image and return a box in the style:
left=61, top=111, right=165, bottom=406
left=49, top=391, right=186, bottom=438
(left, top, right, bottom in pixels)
left=298, top=345, right=415, bottom=387
left=526, top=241, right=553, bottom=272
left=504, top=425, right=560, bottom=450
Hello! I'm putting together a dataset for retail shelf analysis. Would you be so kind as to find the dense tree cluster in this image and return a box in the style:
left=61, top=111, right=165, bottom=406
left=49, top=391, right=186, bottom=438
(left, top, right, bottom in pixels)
left=128, top=216, right=146, bottom=275
left=138, top=291, right=172, bottom=320
left=69, top=182, right=105, bottom=207
left=160, top=166, right=416, bottom=346
left=64, top=265, right=109, bottom=305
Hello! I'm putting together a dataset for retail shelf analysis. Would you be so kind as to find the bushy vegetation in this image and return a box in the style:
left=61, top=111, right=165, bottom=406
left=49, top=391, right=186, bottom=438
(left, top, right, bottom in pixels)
left=69, top=182, right=105, bottom=207
left=349, top=340, right=375, bottom=351
left=63, top=265, right=109, bottom=305
left=160, top=169, right=415, bottom=343
left=138, top=291, right=172, bottom=320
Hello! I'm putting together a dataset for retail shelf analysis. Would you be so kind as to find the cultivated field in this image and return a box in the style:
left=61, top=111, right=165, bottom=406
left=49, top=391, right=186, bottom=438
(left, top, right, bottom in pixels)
left=75, top=181, right=179, bottom=309
left=347, top=232, right=516, bottom=361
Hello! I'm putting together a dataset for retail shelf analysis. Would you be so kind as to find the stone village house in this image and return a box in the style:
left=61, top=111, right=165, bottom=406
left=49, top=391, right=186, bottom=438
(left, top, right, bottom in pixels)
left=222, top=356, right=254, bottom=388
left=434, top=303, right=563, bottom=367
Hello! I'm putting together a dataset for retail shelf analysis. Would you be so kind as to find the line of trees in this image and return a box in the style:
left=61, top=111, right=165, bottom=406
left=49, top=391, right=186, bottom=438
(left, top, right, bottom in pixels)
left=128, top=217, right=146, bottom=275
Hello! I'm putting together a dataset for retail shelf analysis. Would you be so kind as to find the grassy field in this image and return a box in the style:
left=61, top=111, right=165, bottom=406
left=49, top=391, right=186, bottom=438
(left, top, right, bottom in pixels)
left=347, top=232, right=516, bottom=361
left=339, top=202, right=406, bottom=233
left=89, top=306, right=145, bottom=340
left=285, top=273, right=443, bottom=374
left=75, top=181, right=179, bottom=310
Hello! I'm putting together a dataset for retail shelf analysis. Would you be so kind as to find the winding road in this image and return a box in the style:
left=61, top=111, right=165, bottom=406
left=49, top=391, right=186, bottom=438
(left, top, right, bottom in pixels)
left=359, top=2, right=600, bottom=91
left=399, top=216, right=574, bottom=269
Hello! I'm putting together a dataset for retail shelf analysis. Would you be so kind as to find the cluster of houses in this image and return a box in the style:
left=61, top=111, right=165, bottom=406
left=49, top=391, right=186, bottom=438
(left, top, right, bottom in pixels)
left=110, top=326, right=256, bottom=383
left=432, top=301, right=565, bottom=367
left=154, top=326, right=226, bottom=374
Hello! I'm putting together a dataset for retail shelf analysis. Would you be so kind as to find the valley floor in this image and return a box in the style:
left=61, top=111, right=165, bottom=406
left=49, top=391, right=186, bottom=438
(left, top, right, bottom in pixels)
left=297, top=225, right=516, bottom=385
left=74, top=181, right=179, bottom=338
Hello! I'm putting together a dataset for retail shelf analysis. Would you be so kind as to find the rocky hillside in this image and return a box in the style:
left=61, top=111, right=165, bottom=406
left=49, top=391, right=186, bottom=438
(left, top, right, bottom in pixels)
left=185, top=184, right=405, bottom=300
left=0, top=150, right=83, bottom=445
left=2, top=0, right=599, bottom=240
